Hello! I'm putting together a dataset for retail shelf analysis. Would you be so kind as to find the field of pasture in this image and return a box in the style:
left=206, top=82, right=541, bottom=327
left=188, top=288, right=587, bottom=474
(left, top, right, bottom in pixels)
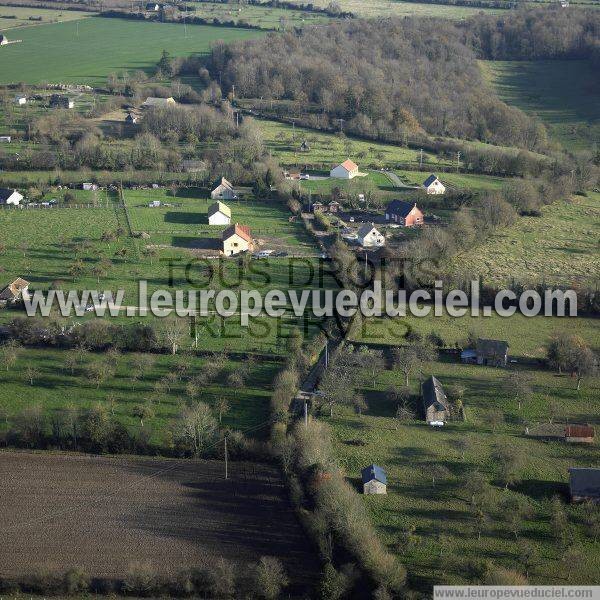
left=325, top=350, right=600, bottom=589
left=480, top=59, right=600, bottom=151
left=0, top=16, right=262, bottom=85
left=0, top=6, right=94, bottom=30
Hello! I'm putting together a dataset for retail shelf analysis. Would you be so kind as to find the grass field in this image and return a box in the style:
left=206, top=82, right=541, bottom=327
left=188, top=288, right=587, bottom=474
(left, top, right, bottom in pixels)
left=394, top=169, right=507, bottom=191
left=480, top=59, right=600, bottom=151
left=280, top=0, right=503, bottom=18
left=0, top=6, right=94, bottom=30
left=0, top=451, right=319, bottom=593
left=325, top=350, right=600, bottom=588
left=0, top=348, right=277, bottom=444
left=450, top=192, right=600, bottom=288
left=351, top=311, right=600, bottom=358
left=188, top=0, right=329, bottom=28
left=0, top=16, right=262, bottom=86
left=258, top=119, right=448, bottom=169
left=122, top=187, right=316, bottom=253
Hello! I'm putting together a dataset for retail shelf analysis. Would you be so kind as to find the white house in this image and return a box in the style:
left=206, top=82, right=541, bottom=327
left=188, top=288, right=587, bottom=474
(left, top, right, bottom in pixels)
left=208, top=201, right=231, bottom=225
left=211, top=177, right=237, bottom=200
left=330, top=159, right=359, bottom=179
left=0, top=136, right=11, bottom=143
left=222, top=223, right=253, bottom=256
left=423, top=174, right=445, bottom=195
left=356, top=223, right=385, bottom=248
left=0, top=188, right=23, bottom=206
left=15, top=95, right=27, bottom=105
left=361, top=464, right=387, bottom=495
left=0, top=278, right=30, bottom=305
left=82, top=183, right=98, bottom=191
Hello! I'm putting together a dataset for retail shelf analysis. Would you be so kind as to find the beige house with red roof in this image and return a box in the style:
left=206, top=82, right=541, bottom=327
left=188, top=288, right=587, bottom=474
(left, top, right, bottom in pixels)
left=0, top=278, right=30, bottom=306
left=330, top=159, right=360, bottom=179
left=222, top=223, right=253, bottom=256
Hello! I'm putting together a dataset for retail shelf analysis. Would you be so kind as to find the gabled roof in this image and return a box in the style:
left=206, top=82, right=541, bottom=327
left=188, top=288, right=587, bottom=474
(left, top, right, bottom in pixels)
left=569, top=468, right=600, bottom=497
left=339, top=159, right=358, bottom=172
left=476, top=338, right=509, bottom=357
left=361, top=464, right=387, bottom=485
left=208, top=201, right=231, bottom=219
left=0, top=278, right=29, bottom=301
left=222, top=223, right=252, bottom=243
left=565, top=425, right=595, bottom=438
left=357, top=222, right=379, bottom=238
left=386, top=200, right=419, bottom=218
left=0, top=188, right=21, bottom=202
left=213, top=176, right=234, bottom=191
left=422, top=375, right=450, bottom=413
left=423, top=174, right=440, bottom=187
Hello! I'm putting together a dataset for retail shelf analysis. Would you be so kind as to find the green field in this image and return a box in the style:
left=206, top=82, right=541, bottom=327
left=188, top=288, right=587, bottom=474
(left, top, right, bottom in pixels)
left=326, top=351, right=600, bottom=588
left=0, top=347, right=277, bottom=446
left=123, top=187, right=316, bottom=252
left=0, top=6, right=95, bottom=30
left=188, top=0, right=329, bottom=28
left=281, top=0, right=503, bottom=18
left=394, top=169, right=507, bottom=191
left=351, top=310, right=600, bottom=358
left=480, top=59, right=600, bottom=151
left=0, top=16, right=262, bottom=86
left=450, top=192, right=600, bottom=288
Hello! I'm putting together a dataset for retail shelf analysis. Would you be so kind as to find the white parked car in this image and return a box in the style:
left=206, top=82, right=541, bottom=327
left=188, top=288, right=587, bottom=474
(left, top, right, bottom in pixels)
left=254, top=250, right=274, bottom=259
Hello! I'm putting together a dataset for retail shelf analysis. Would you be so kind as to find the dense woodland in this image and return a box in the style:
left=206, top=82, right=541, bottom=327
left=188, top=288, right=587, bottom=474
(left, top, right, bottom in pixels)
left=205, top=18, right=549, bottom=151
left=463, top=6, right=600, bottom=63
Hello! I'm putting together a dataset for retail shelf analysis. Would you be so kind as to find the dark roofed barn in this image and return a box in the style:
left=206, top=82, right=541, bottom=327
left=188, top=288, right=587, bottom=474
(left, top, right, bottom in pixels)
left=476, top=338, right=509, bottom=367
left=422, top=375, right=450, bottom=424
left=569, top=468, right=600, bottom=503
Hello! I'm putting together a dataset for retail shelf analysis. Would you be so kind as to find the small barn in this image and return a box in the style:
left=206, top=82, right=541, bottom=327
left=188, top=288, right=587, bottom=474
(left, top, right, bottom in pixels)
left=569, top=468, right=600, bottom=503
left=82, top=183, right=98, bottom=191
left=476, top=338, right=509, bottom=367
left=357, top=223, right=385, bottom=248
left=385, top=200, right=424, bottom=226
left=361, top=464, right=387, bottom=495
left=564, top=425, right=595, bottom=444
left=423, top=174, right=445, bottom=195
left=330, top=159, right=359, bottom=180
left=0, top=278, right=30, bottom=306
left=0, top=188, right=23, bottom=206
left=422, top=375, right=451, bottom=424
left=211, top=177, right=237, bottom=200
left=222, top=223, right=252, bottom=256
left=15, top=95, right=27, bottom=105
left=208, top=201, right=231, bottom=226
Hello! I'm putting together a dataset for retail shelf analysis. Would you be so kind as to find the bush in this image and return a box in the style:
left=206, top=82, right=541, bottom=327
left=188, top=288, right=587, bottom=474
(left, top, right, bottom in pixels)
left=122, top=561, right=158, bottom=596
left=63, top=567, right=89, bottom=595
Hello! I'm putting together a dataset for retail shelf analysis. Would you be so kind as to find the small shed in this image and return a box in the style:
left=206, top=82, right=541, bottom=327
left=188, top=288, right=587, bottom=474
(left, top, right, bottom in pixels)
left=0, top=136, right=11, bottom=143
left=569, top=468, right=600, bottom=503
left=361, top=464, right=387, bottom=495
left=82, top=183, right=98, bottom=191
left=564, top=425, right=595, bottom=444
left=15, top=95, right=27, bottom=105
left=460, top=349, right=477, bottom=364
left=423, top=174, right=445, bottom=195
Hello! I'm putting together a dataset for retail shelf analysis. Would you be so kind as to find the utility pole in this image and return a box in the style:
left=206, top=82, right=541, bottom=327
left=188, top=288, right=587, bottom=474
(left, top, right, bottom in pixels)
left=419, top=148, right=423, bottom=169
left=325, top=340, right=329, bottom=369
left=304, top=400, right=308, bottom=428
left=224, top=436, right=228, bottom=480
left=456, top=151, right=461, bottom=173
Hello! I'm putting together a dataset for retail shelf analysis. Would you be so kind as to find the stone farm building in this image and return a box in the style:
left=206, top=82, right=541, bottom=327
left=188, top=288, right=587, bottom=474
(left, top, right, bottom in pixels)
left=423, top=174, right=445, bottom=195
left=330, top=159, right=359, bottom=179
left=357, top=223, right=385, bottom=248
left=0, top=188, right=23, bottom=206
left=476, top=338, right=509, bottom=367
left=211, top=177, right=237, bottom=200
left=361, top=464, right=387, bottom=495
left=208, top=201, right=231, bottom=225
left=422, top=375, right=451, bottom=424
left=222, top=223, right=252, bottom=256
left=385, top=200, right=424, bottom=226
left=569, top=468, right=600, bottom=503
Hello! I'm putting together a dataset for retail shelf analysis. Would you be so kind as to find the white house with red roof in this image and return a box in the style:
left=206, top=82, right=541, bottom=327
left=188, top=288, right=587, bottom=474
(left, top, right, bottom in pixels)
left=330, top=159, right=360, bottom=179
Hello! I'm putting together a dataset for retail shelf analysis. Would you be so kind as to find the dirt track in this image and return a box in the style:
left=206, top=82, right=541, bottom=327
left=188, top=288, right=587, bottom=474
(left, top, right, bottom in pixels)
left=0, top=451, right=319, bottom=591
